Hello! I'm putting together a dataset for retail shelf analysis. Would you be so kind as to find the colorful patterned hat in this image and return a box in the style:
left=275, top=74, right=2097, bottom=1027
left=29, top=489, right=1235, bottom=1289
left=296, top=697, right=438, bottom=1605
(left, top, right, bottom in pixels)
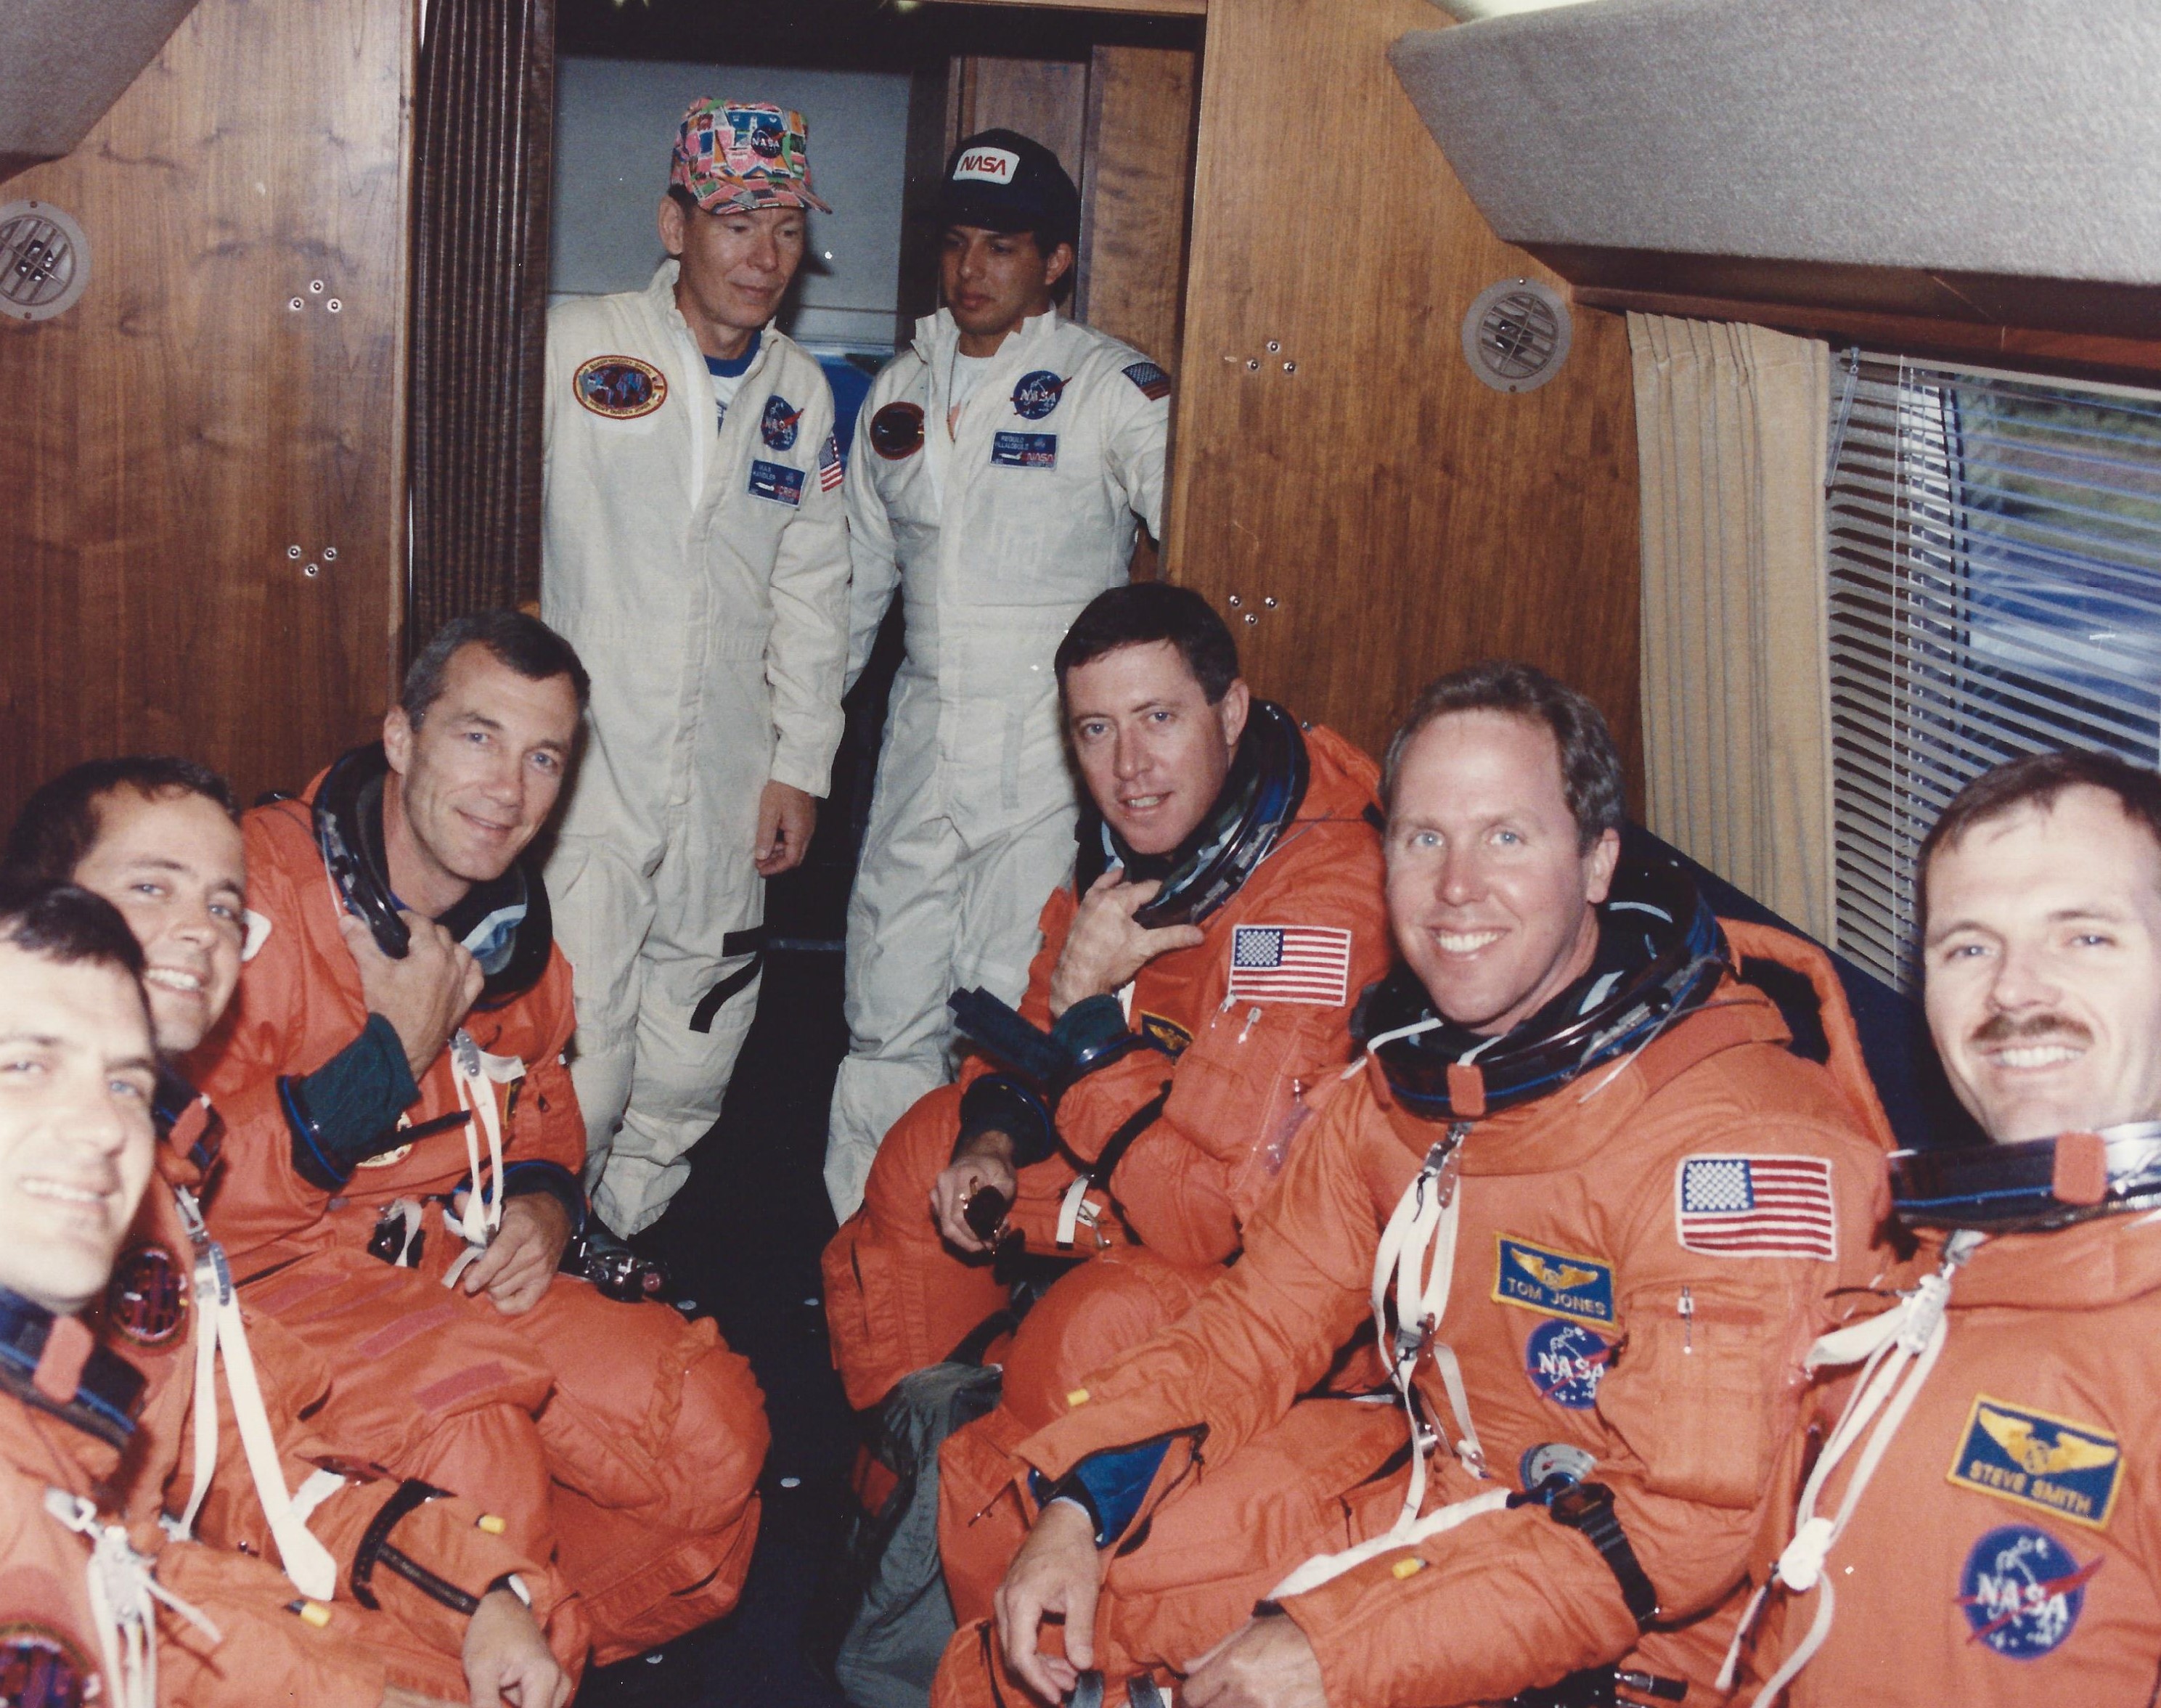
left=670, top=99, right=832, bottom=215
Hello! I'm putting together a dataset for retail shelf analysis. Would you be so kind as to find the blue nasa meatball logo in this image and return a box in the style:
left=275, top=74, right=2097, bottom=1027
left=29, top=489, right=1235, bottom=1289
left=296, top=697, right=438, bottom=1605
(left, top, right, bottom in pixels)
left=1010, top=370, right=1066, bottom=420
left=762, top=394, right=802, bottom=451
left=1523, top=1317, right=1611, bottom=1410
left=1957, top=1524, right=2099, bottom=1659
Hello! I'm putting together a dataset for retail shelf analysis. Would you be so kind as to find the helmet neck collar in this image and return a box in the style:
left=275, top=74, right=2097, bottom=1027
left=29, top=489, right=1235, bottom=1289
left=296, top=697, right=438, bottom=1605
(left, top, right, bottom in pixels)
left=1890, top=1121, right=2161, bottom=1233
left=1359, top=857, right=1729, bottom=1121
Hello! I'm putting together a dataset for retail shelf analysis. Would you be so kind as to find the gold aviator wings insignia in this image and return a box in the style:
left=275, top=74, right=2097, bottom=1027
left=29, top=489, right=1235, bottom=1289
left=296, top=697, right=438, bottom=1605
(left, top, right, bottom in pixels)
left=1513, top=1251, right=1600, bottom=1292
left=1977, top=1406, right=2120, bottom=1477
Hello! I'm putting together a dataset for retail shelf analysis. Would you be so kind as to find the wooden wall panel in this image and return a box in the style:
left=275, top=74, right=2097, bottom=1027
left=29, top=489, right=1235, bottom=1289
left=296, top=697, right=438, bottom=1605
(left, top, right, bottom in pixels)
left=1077, top=43, right=1195, bottom=377
left=1163, top=0, right=1641, bottom=789
left=947, top=56, right=1090, bottom=189
left=0, top=0, right=412, bottom=821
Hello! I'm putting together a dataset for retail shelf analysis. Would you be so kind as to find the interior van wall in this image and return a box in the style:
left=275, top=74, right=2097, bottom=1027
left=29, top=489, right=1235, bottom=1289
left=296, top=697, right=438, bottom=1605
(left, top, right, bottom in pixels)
left=1164, top=0, right=1641, bottom=785
left=941, top=46, right=1196, bottom=378
left=550, top=57, right=911, bottom=350
left=0, top=0, right=413, bottom=822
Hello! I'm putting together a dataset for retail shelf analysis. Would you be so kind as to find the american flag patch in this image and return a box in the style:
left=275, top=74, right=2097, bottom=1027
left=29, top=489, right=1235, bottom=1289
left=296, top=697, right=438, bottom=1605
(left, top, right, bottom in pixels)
left=817, top=433, right=843, bottom=491
left=1123, top=360, right=1172, bottom=401
left=1675, top=1154, right=1837, bottom=1260
left=1227, top=924, right=1352, bottom=1006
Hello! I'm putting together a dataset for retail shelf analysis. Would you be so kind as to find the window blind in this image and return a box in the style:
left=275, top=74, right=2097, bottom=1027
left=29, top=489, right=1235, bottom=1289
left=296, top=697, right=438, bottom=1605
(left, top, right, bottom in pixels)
left=1825, top=354, right=2161, bottom=992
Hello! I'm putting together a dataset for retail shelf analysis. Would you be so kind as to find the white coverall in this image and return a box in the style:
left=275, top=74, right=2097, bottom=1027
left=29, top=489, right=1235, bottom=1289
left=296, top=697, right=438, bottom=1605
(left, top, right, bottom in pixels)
left=542, top=260, right=851, bottom=1235
left=823, top=306, right=1169, bottom=1218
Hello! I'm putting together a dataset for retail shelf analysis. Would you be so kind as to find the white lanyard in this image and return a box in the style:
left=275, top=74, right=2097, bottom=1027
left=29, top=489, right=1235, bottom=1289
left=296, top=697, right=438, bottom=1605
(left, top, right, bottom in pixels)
left=169, top=1187, right=340, bottom=1602
left=1269, top=1122, right=1499, bottom=1601
left=47, top=1490, right=221, bottom=1708
left=1719, top=1232, right=1982, bottom=1699
left=441, top=1029, right=520, bottom=1289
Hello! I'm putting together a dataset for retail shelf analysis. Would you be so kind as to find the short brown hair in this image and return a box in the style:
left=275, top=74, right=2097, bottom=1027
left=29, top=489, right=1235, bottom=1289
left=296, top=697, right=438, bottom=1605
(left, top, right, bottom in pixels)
left=1382, top=661, right=1624, bottom=852
left=1921, top=749, right=2161, bottom=881
left=4, top=756, right=240, bottom=887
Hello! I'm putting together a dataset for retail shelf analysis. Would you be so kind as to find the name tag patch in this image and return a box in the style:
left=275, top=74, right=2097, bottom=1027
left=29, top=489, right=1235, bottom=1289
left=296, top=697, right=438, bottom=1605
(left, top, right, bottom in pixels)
left=1492, top=1235, right=1616, bottom=1327
left=748, top=459, right=804, bottom=507
left=991, top=430, right=1057, bottom=469
left=1523, top=1318, right=1611, bottom=1410
left=1948, top=1395, right=2122, bottom=1530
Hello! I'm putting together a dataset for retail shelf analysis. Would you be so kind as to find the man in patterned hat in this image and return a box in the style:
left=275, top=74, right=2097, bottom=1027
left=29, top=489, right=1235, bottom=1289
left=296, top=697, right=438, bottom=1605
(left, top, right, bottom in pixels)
left=543, top=99, right=852, bottom=1238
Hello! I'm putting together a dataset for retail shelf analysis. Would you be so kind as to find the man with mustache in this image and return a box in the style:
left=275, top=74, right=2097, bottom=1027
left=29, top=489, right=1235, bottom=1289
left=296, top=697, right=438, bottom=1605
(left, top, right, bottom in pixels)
left=1736, top=748, right=2161, bottom=1704
left=179, top=613, right=770, bottom=1662
left=0, top=878, right=571, bottom=1707
left=944, top=662, right=1893, bottom=1708
left=543, top=97, right=851, bottom=1238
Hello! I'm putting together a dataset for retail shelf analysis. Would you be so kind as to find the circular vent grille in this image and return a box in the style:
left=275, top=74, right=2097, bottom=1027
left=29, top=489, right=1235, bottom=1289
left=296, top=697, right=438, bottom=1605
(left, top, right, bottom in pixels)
left=0, top=202, right=91, bottom=322
left=1461, top=278, right=1572, bottom=393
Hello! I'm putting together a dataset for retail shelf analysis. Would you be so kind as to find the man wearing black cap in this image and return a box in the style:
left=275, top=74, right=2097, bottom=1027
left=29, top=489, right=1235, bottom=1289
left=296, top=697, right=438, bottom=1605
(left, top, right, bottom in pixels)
left=825, top=129, right=1172, bottom=1218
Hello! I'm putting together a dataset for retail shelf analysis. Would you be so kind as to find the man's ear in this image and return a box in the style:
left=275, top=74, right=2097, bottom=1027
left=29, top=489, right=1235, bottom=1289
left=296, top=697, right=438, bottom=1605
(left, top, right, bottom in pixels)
left=1042, top=240, right=1076, bottom=292
left=1216, top=679, right=1251, bottom=754
left=658, top=194, right=687, bottom=259
left=1582, top=826, right=1622, bottom=906
left=383, top=707, right=415, bottom=777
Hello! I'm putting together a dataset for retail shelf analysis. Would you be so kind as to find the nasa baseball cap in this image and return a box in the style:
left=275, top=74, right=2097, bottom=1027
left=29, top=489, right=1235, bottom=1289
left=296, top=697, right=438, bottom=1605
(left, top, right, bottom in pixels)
left=671, top=98, right=833, bottom=215
left=936, top=128, right=1079, bottom=248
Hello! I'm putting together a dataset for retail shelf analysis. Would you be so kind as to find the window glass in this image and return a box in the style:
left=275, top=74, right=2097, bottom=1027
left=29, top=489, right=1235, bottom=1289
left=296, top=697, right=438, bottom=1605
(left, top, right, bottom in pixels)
left=1826, top=356, right=2161, bottom=990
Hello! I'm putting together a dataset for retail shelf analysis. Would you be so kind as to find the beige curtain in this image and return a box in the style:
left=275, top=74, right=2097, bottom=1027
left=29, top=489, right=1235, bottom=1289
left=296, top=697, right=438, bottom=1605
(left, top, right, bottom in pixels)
left=1629, top=314, right=1835, bottom=940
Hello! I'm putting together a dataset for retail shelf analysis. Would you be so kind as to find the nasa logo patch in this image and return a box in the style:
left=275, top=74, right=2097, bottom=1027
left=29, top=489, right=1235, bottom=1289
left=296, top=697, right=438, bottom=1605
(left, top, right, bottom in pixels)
left=0, top=1622, right=94, bottom=1707
left=573, top=355, right=669, bottom=420
left=870, top=401, right=924, bottom=460
left=107, top=1243, right=187, bottom=1347
left=1010, top=370, right=1066, bottom=420
left=1492, top=1235, right=1616, bottom=1327
left=761, top=394, right=802, bottom=451
left=1957, top=1524, right=2099, bottom=1659
left=1948, top=1395, right=2122, bottom=1531
left=952, top=146, right=1018, bottom=185
left=1523, top=1317, right=1611, bottom=1410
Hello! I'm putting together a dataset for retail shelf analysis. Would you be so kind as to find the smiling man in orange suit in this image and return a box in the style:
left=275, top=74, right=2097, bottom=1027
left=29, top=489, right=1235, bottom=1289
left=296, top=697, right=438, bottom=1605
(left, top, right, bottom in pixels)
left=179, top=613, right=769, bottom=1664
left=1736, top=748, right=2161, bottom=1707
left=944, top=662, right=1897, bottom=1708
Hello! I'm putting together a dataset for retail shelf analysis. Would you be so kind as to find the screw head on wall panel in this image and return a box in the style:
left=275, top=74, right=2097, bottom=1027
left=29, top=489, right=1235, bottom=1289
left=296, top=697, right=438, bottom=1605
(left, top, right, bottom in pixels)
left=1263, top=597, right=1278, bottom=608
left=322, top=547, right=338, bottom=561
left=1227, top=594, right=1241, bottom=607
left=287, top=545, right=303, bottom=558
left=309, top=279, right=324, bottom=293
left=303, top=563, right=319, bottom=577
left=326, top=299, right=341, bottom=313
left=289, top=297, right=303, bottom=311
